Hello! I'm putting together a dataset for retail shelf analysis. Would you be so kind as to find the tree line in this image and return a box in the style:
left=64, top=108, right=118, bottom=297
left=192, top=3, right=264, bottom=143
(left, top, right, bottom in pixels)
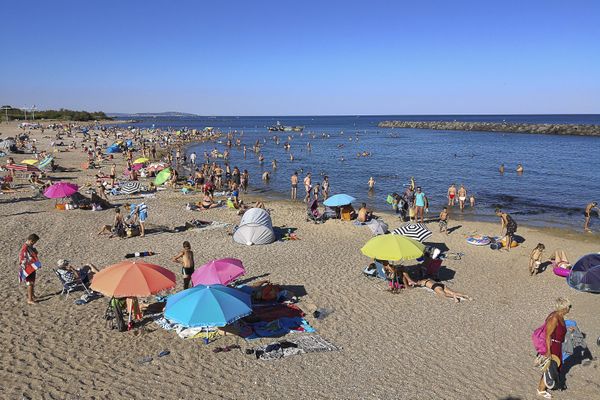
left=1, top=106, right=111, bottom=121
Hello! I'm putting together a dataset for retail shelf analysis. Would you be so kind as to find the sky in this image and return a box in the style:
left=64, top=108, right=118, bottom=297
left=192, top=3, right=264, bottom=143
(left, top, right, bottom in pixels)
left=1, top=0, right=599, bottom=115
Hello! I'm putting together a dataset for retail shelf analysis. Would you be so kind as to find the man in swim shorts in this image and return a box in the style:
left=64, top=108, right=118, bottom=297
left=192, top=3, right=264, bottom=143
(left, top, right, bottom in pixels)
left=303, top=173, right=312, bottom=202
left=447, top=184, right=456, bottom=206
left=290, top=171, right=298, bottom=200
left=458, top=185, right=467, bottom=211
left=172, top=241, right=195, bottom=289
left=584, top=201, right=598, bottom=232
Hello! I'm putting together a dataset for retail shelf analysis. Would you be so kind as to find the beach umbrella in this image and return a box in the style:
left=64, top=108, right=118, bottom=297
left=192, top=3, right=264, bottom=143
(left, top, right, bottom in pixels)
left=154, top=168, right=171, bottom=185
left=323, top=193, right=356, bottom=207
left=21, top=159, right=39, bottom=165
left=191, top=258, right=245, bottom=286
left=44, top=182, right=79, bottom=198
left=0, top=139, right=16, bottom=149
left=133, top=157, right=149, bottom=164
left=6, top=163, right=40, bottom=172
left=360, top=234, right=425, bottom=261
left=91, top=260, right=176, bottom=297
left=120, top=181, right=143, bottom=195
left=567, top=254, right=600, bottom=293
left=147, top=162, right=167, bottom=173
left=367, top=219, right=389, bottom=235
left=164, top=284, right=252, bottom=327
left=393, top=223, right=432, bottom=242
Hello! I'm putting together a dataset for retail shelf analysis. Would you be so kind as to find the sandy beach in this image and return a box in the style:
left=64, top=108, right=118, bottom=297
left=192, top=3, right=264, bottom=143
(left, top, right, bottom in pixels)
left=1, top=121, right=600, bottom=400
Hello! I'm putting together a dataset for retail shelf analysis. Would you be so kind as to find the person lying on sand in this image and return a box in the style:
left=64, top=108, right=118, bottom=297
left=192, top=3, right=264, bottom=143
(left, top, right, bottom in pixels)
left=237, top=280, right=297, bottom=303
left=198, top=192, right=221, bottom=210
left=414, top=279, right=472, bottom=302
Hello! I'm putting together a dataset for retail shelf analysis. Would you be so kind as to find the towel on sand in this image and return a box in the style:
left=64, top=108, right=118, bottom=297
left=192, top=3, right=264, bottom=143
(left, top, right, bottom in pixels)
left=254, top=334, right=340, bottom=360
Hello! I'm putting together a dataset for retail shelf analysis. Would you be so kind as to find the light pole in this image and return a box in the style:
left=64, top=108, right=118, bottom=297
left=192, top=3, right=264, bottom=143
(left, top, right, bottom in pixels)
left=0, top=106, right=10, bottom=124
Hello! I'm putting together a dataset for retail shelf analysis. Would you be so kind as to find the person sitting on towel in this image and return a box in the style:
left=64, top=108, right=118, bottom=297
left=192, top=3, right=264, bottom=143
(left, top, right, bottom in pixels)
left=357, top=203, right=372, bottom=223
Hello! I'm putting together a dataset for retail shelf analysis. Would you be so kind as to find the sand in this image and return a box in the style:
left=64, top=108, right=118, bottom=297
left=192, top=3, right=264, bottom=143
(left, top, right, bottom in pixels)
left=1, top=121, right=599, bottom=400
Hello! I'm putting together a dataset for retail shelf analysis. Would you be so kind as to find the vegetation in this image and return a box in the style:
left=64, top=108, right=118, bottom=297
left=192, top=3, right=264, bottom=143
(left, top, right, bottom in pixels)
left=1, top=106, right=111, bottom=121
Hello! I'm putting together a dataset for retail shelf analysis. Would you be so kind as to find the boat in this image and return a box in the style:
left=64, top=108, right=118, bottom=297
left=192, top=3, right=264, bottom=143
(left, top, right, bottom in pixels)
left=292, top=126, right=304, bottom=132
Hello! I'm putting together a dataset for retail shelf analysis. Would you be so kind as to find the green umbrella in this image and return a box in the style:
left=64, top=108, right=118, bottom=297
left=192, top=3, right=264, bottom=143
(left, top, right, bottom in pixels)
left=154, top=168, right=172, bottom=185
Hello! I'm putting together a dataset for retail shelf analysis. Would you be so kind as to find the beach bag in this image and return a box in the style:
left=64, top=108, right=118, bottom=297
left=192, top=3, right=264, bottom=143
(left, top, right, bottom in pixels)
left=532, top=322, right=547, bottom=355
left=105, top=298, right=126, bottom=332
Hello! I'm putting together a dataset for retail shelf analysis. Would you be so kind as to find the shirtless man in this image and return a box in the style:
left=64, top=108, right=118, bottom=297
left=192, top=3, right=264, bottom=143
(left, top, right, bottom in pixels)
left=458, top=185, right=467, bottom=211
left=290, top=171, right=298, bottom=200
left=584, top=201, right=598, bottom=232
left=516, top=163, right=524, bottom=174
left=499, top=164, right=505, bottom=174
left=172, top=241, right=195, bottom=289
left=110, top=164, right=116, bottom=187
left=439, top=207, right=449, bottom=234
left=447, top=184, right=457, bottom=206
left=368, top=177, right=375, bottom=190
left=303, top=173, right=312, bottom=202
left=357, top=203, right=372, bottom=223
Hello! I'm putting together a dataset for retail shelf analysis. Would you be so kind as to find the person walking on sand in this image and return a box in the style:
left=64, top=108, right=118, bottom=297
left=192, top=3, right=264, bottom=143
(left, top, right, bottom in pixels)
left=439, top=207, right=449, bottom=235
left=303, top=173, right=312, bottom=202
left=172, top=241, right=195, bottom=289
left=368, top=177, right=375, bottom=191
left=458, top=184, right=467, bottom=211
left=584, top=202, right=598, bottom=232
left=447, top=184, right=457, bottom=206
left=110, top=163, right=116, bottom=188
left=414, top=187, right=428, bottom=223
left=18, top=234, right=41, bottom=305
left=496, top=208, right=517, bottom=250
left=291, top=171, right=298, bottom=200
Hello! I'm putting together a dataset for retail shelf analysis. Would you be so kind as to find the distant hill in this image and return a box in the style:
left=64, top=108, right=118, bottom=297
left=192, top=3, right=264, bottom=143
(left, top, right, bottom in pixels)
left=107, top=112, right=199, bottom=118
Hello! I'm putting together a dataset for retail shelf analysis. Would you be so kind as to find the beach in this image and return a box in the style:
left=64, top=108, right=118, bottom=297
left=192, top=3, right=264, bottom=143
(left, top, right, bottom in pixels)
left=1, top=121, right=600, bottom=400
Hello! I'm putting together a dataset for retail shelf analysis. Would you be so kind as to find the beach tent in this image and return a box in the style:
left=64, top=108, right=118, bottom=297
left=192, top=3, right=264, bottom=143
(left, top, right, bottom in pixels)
left=567, top=253, right=600, bottom=293
left=106, top=144, right=121, bottom=154
left=233, top=208, right=275, bottom=246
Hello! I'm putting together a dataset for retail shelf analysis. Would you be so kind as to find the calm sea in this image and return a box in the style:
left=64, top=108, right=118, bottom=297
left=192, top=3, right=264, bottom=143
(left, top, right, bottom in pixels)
left=123, top=115, right=600, bottom=231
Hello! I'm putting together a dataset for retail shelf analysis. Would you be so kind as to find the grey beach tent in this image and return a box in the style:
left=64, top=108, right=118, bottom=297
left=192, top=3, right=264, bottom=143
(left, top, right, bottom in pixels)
left=233, top=208, right=276, bottom=245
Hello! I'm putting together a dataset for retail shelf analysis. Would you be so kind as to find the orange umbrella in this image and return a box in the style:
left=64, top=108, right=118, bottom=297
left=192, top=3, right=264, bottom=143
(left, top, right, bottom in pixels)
left=91, top=261, right=176, bottom=297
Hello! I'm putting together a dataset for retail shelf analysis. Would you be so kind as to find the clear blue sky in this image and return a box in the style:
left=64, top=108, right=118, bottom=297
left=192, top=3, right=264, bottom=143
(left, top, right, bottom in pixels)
left=1, top=0, right=599, bottom=115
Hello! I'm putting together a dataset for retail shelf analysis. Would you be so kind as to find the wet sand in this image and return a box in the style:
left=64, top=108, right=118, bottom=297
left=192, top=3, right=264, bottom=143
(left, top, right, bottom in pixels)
left=1, top=121, right=600, bottom=399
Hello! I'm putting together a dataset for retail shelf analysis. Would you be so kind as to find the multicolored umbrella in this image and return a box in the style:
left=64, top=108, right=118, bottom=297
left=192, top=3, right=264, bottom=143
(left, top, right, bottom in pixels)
left=44, top=182, right=79, bottom=198
left=120, top=181, right=143, bottom=195
left=164, top=284, right=252, bottom=327
left=393, top=223, right=432, bottom=242
left=154, top=168, right=171, bottom=185
left=147, top=162, right=167, bottom=173
left=360, top=234, right=425, bottom=261
left=191, top=258, right=245, bottom=286
left=323, top=193, right=356, bottom=207
left=91, top=261, right=176, bottom=297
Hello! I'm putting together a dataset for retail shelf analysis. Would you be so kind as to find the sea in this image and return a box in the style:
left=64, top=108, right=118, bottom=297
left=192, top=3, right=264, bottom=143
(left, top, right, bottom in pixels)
left=120, top=115, right=600, bottom=231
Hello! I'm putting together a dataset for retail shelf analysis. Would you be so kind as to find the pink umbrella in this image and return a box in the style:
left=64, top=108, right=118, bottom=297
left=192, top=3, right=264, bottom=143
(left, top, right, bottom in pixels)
left=44, top=182, right=79, bottom=199
left=191, top=258, right=246, bottom=286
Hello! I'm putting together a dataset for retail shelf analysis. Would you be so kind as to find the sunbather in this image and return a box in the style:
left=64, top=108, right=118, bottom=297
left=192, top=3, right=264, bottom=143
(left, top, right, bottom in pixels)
left=56, top=259, right=99, bottom=285
left=237, top=280, right=297, bottom=303
left=414, top=279, right=472, bottom=302
left=551, top=249, right=571, bottom=269
left=98, top=207, right=125, bottom=238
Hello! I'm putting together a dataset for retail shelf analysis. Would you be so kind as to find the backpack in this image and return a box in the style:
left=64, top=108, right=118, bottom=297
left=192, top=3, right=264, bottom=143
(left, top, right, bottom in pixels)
left=532, top=322, right=547, bottom=355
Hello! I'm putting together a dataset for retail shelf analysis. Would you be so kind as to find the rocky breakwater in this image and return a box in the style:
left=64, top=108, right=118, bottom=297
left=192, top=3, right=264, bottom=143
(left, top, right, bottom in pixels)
left=378, top=120, right=600, bottom=136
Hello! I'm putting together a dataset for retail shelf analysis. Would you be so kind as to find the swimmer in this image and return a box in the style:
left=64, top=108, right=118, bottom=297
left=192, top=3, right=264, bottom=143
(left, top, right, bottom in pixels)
left=499, top=164, right=505, bottom=174
left=368, top=177, right=375, bottom=190
left=584, top=201, right=598, bottom=232
left=469, top=194, right=476, bottom=207
left=516, top=163, right=523, bottom=173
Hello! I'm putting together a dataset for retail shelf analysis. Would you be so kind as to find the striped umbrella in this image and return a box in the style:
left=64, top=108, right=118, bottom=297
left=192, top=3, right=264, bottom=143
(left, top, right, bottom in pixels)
left=120, top=181, right=143, bottom=195
left=393, top=223, right=432, bottom=242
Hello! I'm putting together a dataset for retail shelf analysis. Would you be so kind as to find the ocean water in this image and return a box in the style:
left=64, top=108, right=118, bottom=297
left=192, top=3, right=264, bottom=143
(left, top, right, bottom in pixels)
left=124, top=115, right=600, bottom=230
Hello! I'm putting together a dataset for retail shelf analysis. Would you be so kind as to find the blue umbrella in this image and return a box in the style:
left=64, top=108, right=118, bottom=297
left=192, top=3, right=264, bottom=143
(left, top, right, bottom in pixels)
left=165, top=284, right=252, bottom=327
left=323, top=193, right=356, bottom=207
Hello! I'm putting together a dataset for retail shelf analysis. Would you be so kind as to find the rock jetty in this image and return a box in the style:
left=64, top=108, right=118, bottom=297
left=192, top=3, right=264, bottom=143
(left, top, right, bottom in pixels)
left=378, top=120, right=600, bottom=136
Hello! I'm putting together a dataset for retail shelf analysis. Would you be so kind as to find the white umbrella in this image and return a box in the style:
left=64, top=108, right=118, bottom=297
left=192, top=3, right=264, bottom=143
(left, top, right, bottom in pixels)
left=393, top=223, right=432, bottom=242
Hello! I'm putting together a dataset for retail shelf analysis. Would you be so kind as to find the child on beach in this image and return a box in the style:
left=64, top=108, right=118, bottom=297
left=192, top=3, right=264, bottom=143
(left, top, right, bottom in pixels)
left=529, top=243, right=545, bottom=276
left=172, top=241, right=195, bottom=289
left=439, top=207, right=449, bottom=234
left=18, top=234, right=41, bottom=305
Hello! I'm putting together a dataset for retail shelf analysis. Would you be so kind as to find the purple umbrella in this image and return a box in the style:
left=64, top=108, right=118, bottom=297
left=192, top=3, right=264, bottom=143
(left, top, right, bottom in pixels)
left=44, top=182, right=79, bottom=199
left=191, top=258, right=245, bottom=286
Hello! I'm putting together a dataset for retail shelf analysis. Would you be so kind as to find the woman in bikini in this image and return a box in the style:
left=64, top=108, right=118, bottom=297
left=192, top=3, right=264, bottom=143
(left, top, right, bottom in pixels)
left=415, top=279, right=472, bottom=302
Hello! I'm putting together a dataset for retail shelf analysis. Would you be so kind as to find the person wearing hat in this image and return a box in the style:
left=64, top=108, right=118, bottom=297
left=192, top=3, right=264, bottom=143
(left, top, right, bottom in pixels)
left=56, top=259, right=99, bottom=285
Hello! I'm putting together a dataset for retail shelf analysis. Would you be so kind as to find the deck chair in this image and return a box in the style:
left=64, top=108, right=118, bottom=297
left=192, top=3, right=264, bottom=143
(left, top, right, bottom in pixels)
left=53, top=268, right=92, bottom=298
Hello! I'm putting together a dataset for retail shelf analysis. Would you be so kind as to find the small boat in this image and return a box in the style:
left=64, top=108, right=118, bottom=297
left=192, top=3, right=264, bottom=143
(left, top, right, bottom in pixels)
left=292, top=126, right=304, bottom=132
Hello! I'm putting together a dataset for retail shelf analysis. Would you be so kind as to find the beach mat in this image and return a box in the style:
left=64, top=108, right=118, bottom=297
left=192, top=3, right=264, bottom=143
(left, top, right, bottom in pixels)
left=254, top=334, right=340, bottom=360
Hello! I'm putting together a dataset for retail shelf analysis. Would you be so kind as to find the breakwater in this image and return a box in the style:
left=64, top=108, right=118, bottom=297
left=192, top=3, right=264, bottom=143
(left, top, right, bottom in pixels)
left=378, top=120, right=600, bottom=136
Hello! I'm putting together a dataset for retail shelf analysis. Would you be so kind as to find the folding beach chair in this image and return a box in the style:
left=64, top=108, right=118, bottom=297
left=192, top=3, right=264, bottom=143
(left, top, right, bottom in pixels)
left=53, top=268, right=92, bottom=298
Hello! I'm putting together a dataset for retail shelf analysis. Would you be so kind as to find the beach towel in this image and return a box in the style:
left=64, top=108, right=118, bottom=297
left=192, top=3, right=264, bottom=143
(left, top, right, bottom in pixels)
left=18, top=243, right=41, bottom=282
left=254, top=334, right=340, bottom=360
left=245, top=317, right=315, bottom=340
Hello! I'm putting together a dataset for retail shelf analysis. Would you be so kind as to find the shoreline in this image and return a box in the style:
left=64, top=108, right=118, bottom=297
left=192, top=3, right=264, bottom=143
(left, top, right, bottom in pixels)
left=378, top=120, right=600, bottom=136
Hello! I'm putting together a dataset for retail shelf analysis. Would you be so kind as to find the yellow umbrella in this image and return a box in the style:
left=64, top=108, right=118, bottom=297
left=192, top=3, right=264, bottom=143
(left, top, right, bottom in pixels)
left=21, top=159, right=39, bottom=165
left=360, top=234, right=425, bottom=261
left=133, top=157, right=149, bottom=164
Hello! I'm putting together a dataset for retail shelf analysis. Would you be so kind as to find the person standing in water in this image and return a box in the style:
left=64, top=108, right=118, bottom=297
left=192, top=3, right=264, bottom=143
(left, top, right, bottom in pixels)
left=303, top=173, right=312, bottom=202
left=458, top=185, right=467, bottom=211
left=584, top=201, right=598, bottom=232
left=499, top=164, right=505, bottom=174
left=368, top=177, right=375, bottom=190
left=447, top=184, right=457, bottom=206
left=290, top=171, right=298, bottom=200
left=321, top=176, right=330, bottom=200
left=516, top=163, right=524, bottom=174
